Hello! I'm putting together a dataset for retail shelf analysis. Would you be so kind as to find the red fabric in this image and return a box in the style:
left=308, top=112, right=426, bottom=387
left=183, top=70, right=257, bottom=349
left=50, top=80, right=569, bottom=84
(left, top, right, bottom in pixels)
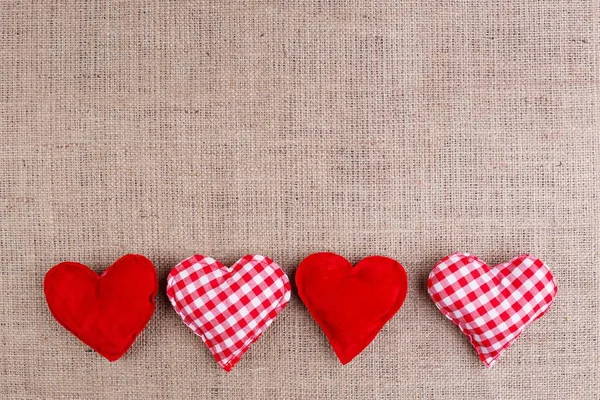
left=166, top=254, right=291, bottom=372
left=44, top=254, right=158, bottom=361
left=295, top=252, right=408, bottom=364
left=428, top=253, right=558, bottom=367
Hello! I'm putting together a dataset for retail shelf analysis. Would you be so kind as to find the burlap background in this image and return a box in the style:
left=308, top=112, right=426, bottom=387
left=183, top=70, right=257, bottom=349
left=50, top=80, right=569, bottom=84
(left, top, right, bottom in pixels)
left=1, top=1, right=598, bottom=399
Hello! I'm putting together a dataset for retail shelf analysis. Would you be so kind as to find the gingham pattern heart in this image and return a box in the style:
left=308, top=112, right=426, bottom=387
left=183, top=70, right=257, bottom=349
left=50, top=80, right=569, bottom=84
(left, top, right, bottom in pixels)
left=427, top=252, right=557, bottom=367
left=166, top=254, right=291, bottom=372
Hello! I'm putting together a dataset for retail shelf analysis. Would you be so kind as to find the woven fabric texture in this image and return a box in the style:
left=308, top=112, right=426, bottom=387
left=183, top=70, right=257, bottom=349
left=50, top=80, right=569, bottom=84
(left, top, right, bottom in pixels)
left=0, top=1, right=598, bottom=399
left=167, top=254, right=291, bottom=371
left=428, top=253, right=558, bottom=367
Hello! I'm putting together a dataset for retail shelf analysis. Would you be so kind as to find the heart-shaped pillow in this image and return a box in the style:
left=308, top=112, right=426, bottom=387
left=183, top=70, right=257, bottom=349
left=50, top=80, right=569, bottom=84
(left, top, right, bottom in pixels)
left=296, top=252, right=408, bottom=364
left=427, top=252, right=558, bottom=367
left=44, top=254, right=158, bottom=361
left=166, top=254, right=291, bottom=372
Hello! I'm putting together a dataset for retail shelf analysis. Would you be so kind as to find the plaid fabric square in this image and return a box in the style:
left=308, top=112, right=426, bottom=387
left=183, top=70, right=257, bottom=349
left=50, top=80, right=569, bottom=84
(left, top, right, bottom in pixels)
left=427, top=252, right=557, bottom=367
left=166, top=254, right=291, bottom=372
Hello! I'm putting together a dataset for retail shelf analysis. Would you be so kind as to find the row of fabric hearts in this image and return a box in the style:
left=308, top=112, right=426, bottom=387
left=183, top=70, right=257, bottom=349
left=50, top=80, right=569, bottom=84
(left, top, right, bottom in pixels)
left=44, top=251, right=557, bottom=371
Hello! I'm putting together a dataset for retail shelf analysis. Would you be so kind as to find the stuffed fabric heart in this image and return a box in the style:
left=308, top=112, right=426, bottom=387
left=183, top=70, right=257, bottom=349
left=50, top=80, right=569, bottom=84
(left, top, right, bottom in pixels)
left=166, top=254, right=291, bottom=372
left=296, top=252, right=408, bottom=364
left=44, top=254, right=158, bottom=361
left=427, top=252, right=558, bottom=367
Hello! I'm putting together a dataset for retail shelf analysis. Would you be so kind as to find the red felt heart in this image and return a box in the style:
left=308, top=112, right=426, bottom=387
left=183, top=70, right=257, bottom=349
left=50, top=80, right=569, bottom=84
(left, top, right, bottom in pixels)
left=44, top=254, right=158, bottom=361
left=295, top=252, right=408, bottom=364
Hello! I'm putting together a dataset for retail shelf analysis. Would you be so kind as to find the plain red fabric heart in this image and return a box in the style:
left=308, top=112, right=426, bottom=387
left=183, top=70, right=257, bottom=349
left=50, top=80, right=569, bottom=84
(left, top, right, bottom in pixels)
left=44, top=254, right=158, bottom=361
left=296, top=252, right=408, bottom=364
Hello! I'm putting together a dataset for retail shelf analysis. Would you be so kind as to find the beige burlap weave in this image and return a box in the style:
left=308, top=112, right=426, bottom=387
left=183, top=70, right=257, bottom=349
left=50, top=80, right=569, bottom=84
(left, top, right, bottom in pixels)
left=1, top=1, right=598, bottom=399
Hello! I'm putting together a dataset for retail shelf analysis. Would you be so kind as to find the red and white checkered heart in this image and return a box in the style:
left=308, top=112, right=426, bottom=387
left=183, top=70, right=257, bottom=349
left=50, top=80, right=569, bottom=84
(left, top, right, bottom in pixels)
left=427, top=253, right=557, bottom=367
left=166, top=254, right=291, bottom=372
